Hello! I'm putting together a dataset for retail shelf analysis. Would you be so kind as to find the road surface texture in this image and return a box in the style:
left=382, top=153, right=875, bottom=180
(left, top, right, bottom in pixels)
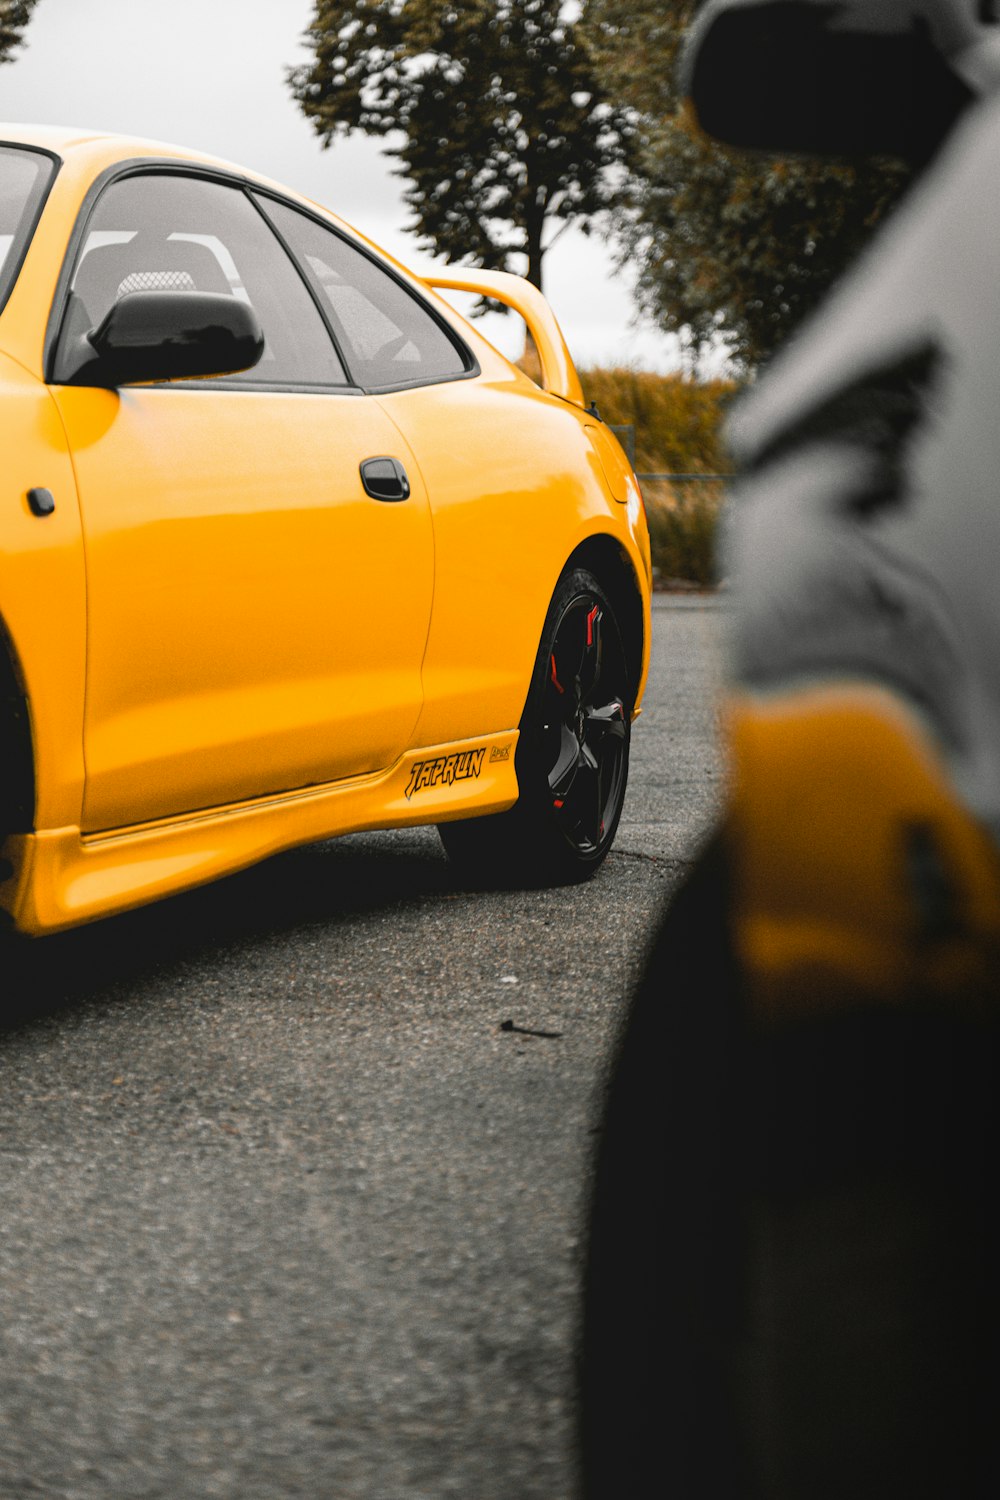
left=0, top=595, right=724, bottom=1500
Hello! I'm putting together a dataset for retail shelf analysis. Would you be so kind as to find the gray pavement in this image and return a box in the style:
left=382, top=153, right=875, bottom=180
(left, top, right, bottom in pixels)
left=0, top=596, right=724, bottom=1500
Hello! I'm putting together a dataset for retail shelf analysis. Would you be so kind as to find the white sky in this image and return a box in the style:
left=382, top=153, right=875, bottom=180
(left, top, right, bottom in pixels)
left=0, top=0, right=689, bottom=372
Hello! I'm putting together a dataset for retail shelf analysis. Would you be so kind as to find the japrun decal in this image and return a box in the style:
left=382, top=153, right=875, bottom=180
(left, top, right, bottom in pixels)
left=405, top=747, right=486, bottom=799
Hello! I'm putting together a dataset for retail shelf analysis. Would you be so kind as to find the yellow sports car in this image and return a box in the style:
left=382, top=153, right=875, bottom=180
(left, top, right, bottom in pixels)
left=0, top=126, right=650, bottom=935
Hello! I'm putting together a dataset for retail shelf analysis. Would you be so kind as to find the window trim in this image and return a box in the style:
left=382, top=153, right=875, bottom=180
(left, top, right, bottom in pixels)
left=251, top=188, right=480, bottom=394
left=244, top=190, right=355, bottom=383
left=0, top=142, right=61, bottom=320
left=158, top=379, right=367, bottom=397
left=43, top=157, right=480, bottom=394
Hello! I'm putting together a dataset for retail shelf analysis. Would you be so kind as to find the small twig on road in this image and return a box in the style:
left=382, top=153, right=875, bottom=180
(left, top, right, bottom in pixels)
left=498, top=1018, right=563, bottom=1039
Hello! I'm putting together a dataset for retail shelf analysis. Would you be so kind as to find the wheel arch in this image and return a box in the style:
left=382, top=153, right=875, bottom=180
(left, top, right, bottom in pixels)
left=562, top=534, right=646, bottom=712
left=0, top=612, right=36, bottom=837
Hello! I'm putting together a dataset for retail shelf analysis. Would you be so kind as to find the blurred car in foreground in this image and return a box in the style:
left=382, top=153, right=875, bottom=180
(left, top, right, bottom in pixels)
left=0, top=125, right=650, bottom=935
left=583, top=4, right=1000, bottom=1497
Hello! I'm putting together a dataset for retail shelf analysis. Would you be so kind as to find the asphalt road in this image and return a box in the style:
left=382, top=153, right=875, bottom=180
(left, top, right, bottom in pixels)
left=0, top=595, right=725, bottom=1500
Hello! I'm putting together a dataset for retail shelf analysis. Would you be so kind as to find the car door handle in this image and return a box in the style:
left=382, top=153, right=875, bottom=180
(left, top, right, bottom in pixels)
left=360, top=456, right=411, bottom=502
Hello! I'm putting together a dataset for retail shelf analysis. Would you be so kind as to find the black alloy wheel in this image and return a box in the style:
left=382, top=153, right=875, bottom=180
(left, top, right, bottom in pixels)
left=438, top=567, right=632, bottom=885
left=542, top=585, right=629, bottom=860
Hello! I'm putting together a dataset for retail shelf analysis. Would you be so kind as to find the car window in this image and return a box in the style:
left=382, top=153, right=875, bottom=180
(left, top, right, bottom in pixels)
left=258, top=196, right=470, bottom=391
left=66, top=173, right=347, bottom=386
left=0, top=145, right=56, bottom=315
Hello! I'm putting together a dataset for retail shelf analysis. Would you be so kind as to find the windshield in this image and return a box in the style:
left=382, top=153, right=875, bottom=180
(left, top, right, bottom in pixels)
left=0, top=144, right=56, bottom=315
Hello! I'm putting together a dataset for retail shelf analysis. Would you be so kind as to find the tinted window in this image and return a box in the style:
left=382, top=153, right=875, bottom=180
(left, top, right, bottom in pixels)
left=66, top=173, right=347, bottom=386
left=260, top=197, right=469, bottom=390
left=0, top=145, right=56, bottom=314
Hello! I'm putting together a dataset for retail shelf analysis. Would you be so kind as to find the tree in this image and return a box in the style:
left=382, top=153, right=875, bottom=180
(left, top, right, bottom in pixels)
left=288, top=0, right=635, bottom=293
left=584, top=0, right=909, bottom=368
left=0, top=0, right=37, bottom=65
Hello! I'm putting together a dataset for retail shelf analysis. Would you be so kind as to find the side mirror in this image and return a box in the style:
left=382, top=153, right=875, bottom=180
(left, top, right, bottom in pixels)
left=62, top=290, right=265, bottom=387
left=682, top=0, right=974, bottom=166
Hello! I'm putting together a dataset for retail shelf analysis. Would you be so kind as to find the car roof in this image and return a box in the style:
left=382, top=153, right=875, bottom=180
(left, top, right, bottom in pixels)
left=1, top=121, right=221, bottom=158
left=0, top=122, right=280, bottom=187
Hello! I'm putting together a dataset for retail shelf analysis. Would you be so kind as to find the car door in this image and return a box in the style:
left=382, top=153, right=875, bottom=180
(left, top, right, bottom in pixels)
left=48, top=169, right=433, bottom=833
left=255, top=197, right=557, bottom=751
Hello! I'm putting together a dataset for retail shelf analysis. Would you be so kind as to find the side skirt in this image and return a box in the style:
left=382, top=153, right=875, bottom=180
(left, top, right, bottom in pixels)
left=1, top=730, right=519, bottom=935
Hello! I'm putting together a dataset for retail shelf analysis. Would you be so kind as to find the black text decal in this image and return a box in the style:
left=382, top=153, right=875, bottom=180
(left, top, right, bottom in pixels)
left=405, top=747, right=486, bottom=799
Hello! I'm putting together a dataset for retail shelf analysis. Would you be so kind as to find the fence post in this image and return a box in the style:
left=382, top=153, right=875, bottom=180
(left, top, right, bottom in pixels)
left=609, top=423, right=636, bottom=468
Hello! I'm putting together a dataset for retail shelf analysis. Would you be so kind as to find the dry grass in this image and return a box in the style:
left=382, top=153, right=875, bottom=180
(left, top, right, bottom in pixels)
left=579, top=366, right=737, bottom=476
left=640, top=478, right=726, bottom=589
left=578, top=367, right=736, bottom=587
left=513, top=359, right=738, bottom=585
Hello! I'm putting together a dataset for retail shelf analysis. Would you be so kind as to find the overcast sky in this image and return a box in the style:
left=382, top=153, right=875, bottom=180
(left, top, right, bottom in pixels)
left=0, top=0, right=688, bottom=372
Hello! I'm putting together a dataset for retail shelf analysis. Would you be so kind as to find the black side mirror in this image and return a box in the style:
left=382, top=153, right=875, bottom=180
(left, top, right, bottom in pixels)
left=61, top=290, right=265, bottom=387
left=683, top=0, right=975, bottom=166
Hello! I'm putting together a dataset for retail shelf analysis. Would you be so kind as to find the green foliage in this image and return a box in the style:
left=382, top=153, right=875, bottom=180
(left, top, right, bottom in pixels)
left=583, top=0, right=909, bottom=367
left=0, top=0, right=37, bottom=65
left=288, top=0, right=635, bottom=290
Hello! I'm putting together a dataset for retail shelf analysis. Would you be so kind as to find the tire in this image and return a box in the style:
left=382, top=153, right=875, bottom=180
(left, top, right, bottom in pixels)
left=438, top=566, right=631, bottom=886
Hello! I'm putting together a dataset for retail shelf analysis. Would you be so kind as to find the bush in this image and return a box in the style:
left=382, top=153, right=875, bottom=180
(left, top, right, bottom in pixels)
left=579, top=366, right=737, bottom=475
left=579, top=367, right=738, bottom=587
left=641, top=479, right=726, bottom=588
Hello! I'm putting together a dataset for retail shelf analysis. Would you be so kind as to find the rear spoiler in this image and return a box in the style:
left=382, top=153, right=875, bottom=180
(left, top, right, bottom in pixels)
left=420, top=267, right=585, bottom=409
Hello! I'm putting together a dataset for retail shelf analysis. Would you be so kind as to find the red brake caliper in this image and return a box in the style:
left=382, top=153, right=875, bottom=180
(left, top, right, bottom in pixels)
left=586, top=604, right=599, bottom=647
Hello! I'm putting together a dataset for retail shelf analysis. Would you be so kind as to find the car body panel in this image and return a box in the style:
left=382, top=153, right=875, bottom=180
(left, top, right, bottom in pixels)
left=378, top=376, right=650, bottom=749
left=0, top=124, right=650, bottom=934
left=51, top=383, right=435, bottom=832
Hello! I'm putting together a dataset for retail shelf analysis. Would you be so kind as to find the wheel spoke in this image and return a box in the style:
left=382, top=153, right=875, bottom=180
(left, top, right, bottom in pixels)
left=552, top=600, right=603, bottom=705
left=579, top=604, right=603, bottom=703
left=556, top=752, right=601, bottom=845
left=552, top=741, right=599, bottom=802
left=549, top=724, right=585, bottom=797
left=583, top=699, right=626, bottom=749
